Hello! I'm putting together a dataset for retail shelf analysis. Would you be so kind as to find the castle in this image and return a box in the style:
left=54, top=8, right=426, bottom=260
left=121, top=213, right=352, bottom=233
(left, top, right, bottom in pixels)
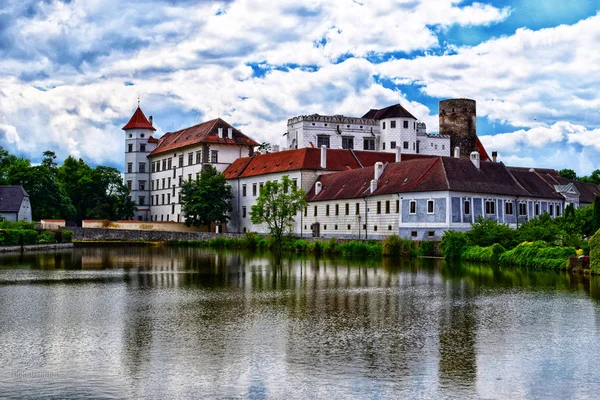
left=123, top=99, right=600, bottom=238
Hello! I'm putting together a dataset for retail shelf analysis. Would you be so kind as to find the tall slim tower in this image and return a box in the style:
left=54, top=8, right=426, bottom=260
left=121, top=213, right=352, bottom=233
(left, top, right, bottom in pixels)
left=123, top=106, right=157, bottom=221
left=439, top=99, right=477, bottom=158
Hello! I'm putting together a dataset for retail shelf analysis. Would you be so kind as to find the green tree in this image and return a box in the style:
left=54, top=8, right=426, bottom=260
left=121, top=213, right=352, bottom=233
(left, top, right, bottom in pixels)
left=580, top=169, right=600, bottom=184
left=558, top=169, right=578, bottom=180
left=250, top=175, right=307, bottom=251
left=180, top=165, right=232, bottom=228
left=466, top=217, right=518, bottom=249
left=593, top=196, right=600, bottom=233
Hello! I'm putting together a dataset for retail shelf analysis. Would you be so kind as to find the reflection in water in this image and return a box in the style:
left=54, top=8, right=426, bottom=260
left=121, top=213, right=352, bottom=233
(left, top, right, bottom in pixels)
left=0, top=247, right=600, bottom=398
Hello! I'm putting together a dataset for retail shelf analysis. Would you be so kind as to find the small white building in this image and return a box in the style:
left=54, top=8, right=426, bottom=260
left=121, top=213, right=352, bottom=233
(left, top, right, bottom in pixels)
left=286, top=103, right=450, bottom=156
left=0, top=186, right=32, bottom=222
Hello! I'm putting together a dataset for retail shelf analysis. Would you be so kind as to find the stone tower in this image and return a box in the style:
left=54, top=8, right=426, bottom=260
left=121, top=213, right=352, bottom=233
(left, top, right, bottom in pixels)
left=123, top=106, right=157, bottom=221
left=439, top=99, right=477, bottom=158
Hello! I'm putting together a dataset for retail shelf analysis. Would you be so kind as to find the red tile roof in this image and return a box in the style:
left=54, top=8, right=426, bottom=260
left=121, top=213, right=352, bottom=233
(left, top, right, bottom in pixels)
left=150, top=118, right=259, bottom=156
left=223, top=148, right=398, bottom=179
left=362, top=104, right=417, bottom=120
left=122, top=107, right=156, bottom=131
left=476, top=137, right=490, bottom=161
left=148, top=136, right=159, bottom=143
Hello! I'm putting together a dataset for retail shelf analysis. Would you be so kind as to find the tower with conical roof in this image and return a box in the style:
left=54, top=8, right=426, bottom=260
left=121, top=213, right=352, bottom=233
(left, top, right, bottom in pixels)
left=123, top=106, right=158, bottom=221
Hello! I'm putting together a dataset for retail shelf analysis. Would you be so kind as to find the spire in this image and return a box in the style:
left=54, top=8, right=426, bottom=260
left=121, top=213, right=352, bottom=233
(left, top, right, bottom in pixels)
left=122, top=106, right=156, bottom=131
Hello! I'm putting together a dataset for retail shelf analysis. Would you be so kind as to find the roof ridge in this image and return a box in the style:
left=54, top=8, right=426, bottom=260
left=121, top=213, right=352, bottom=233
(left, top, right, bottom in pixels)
left=349, top=148, right=363, bottom=168
left=439, top=157, right=451, bottom=190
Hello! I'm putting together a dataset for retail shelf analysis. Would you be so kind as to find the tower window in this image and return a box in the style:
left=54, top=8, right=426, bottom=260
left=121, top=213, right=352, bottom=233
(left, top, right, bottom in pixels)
left=140, top=144, right=146, bottom=152
left=403, top=120, right=409, bottom=129
left=128, top=144, right=133, bottom=153
left=390, top=121, right=396, bottom=128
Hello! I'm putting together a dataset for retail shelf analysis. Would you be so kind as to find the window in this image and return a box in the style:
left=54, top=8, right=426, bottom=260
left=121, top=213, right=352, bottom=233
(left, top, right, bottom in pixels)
left=556, top=204, right=561, bottom=216
left=140, top=144, right=146, bottom=152
left=211, top=150, right=218, bottom=163
left=304, top=207, right=307, bottom=217
left=127, top=144, right=133, bottom=152
left=342, top=136, right=354, bottom=149
left=172, top=186, right=175, bottom=197
left=363, top=138, right=375, bottom=151
left=383, top=142, right=386, bottom=150
left=168, top=158, right=172, bottom=170
left=188, top=152, right=193, bottom=165
left=549, top=204, right=554, bottom=216
left=253, top=183, right=257, bottom=196
left=151, top=181, right=154, bottom=190
left=259, top=182, right=264, bottom=193
left=391, top=141, right=396, bottom=149
left=485, top=200, right=495, bottom=214
left=390, top=120, right=396, bottom=128
left=167, top=177, right=171, bottom=187
left=196, top=151, right=201, bottom=164
left=464, top=200, right=471, bottom=215
left=403, top=120, right=409, bottom=129
left=347, top=225, right=351, bottom=230
left=139, top=181, right=145, bottom=191
left=335, top=204, right=339, bottom=216
left=326, top=205, right=330, bottom=216
left=427, top=200, right=434, bottom=214
left=428, top=231, right=435, bottom=238
left=335, top=225, right=338, bottom=230
left=377, top=201, right=381, bottom=214
left=162, top=178, right=166, bottom=189
left=162, top=194, right=165, bottom=205
left=356, top=203, right=360, bottom=215
left=162, top=160, right=167, bottom=170
left=139, top=163, right=146, bottom=173
left=127, top=180, right=132, bottom=190
left=345, top=203, right=349, bottom=215
left=382, top=122, right=386, bottom=129
left=242, top=185, right=247, bottom=197
left=535, top=203, right=540, bottom=216
left=403, top=141, right=409, bottom=149
left=324, top=225, right=327, bottom=230
left=127, top=163, right=133, bottom=173
left=388, top=225, right=392, bottom=231
left=374, top=225, right=378, bottom=231
left=317, top=135, right=330, bottom=148
left=139, top=196, right=145, bottom=206
left=151, top=196, right=154, bottom=205
left=167, top=194, right=170, bottom=204
left=178, top=156, right=184, bottom=168
left=314, top=205, right=318, bottom=216
left=156, top=162, right=160, bottom=172
left=505, top=201, right=514, bottom=215
left=172, top=204, right=175, bottom=214
left=292, top=179, right=297, bottom=188
left=385, top=200, right=390, bottom=214
left=178, top=176, right=182, bottom=186
left=242, top=207, right=246, bottom=218
left=411, top=231, right=418, bottom=238
left=396, top=200, right=400, bottom=213
left=409, top=200, right=416, bottom=214
left=519, top=202, right=527, bottom=216
left=188, top=174, right=192, bottom=181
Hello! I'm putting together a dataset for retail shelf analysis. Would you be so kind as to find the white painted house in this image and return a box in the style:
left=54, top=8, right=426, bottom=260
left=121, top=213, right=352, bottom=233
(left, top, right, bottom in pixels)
left=0, top=186, right=32, bottom=222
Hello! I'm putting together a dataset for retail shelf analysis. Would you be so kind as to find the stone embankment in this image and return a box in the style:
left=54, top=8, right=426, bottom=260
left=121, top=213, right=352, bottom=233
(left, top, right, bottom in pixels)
left=65, top=227, right=243, bottom=243
left=0, top=243, right=74, bottom=253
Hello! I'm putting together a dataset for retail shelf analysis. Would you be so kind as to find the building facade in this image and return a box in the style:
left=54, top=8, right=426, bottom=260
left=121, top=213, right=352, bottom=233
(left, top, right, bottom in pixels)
left=0, top=186, right=32, bottom=222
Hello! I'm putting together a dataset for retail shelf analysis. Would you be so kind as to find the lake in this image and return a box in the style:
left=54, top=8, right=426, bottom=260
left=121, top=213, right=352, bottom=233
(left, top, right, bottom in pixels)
left=1, top=245, right=600, bottom=399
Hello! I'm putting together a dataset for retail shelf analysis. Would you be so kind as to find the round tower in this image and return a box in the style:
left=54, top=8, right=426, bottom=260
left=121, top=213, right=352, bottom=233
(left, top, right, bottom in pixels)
left=439, top=99, right=476, bottom=158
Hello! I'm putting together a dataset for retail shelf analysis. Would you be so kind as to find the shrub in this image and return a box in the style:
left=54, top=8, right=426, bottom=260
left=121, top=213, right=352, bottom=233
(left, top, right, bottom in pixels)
left=382, top=235, right=414, bottom=257
left=242, top=232, right=260, bottom=250
left=0, top=229, right=38, bottom=246
left=0, top=221, right=35, bottom=230
left=517, top=213, right=565, bottom=244
left=462, top=243, right=505, bottom=263
left=467, top=217, right=517, bottom=249
left=591, top=229, right=600, bottom=274
left=37, top=231, right=56, bottom=244
left=415, top=241, right=434, bottom=257
left=322, top=238, right=339, bottom=255
left=499, top=241, right=576, bottom=270
left=61, top=230, right=73, bottom=243
left=440, top=230, right=468, bottom=260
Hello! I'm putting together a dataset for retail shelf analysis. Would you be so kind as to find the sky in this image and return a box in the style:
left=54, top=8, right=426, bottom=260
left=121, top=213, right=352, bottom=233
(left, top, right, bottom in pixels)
left=0, top=0, right=599, bottom=175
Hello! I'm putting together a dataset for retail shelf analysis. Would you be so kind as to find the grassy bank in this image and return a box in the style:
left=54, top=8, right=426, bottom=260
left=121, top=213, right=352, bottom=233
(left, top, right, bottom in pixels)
left=0, top=221, right=72, bottom=246
left=167, top=233, right=435, bottom=258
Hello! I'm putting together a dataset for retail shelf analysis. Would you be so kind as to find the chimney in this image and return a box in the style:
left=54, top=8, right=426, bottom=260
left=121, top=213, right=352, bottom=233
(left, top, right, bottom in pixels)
left=370, top=179, right=377, bottom=193
left=470, top=151, right=480, bottom=169
left=315, top=181, right=322, bottom=195
left=320, top=145, right=327, bottom=169
left=374, top=162, right=384, bottom=181
left=227, top=128, right=233, bottom=139
left=492, top=151, right=497, bottom=163
left=395, top=146, right=402, bottom=163
left=149, top=116, right=153, bottom=126
left=218, top=128, right=223, bottom=138
left=454, top=146, right=460, bottom=158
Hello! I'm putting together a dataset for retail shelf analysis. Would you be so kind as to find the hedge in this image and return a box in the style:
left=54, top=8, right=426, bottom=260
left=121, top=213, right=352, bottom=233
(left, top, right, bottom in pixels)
left=591, top=229, right=600, bottom=274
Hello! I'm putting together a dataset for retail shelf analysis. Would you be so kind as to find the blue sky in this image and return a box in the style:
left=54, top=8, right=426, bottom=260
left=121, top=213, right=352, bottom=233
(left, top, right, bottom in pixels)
left=0, top=0, right=598, bottom=174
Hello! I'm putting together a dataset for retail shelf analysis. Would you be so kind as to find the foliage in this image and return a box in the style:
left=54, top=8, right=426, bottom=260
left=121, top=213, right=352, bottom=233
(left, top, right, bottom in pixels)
left=559, top=168, right=600, bottom=184
left=593, top=196, right=600, bottom=234
left=61, top=230, right=73, bottom=243
left=590, top=229, right=600, bottom=274
left=0, top=229, right=38, bottom=246
left=0, top=220, right=35, bottom=230
left=498, top=241, right=576, bottom=270
left=440, top=230, right=468, bottom=260
left=180, top=165, right=232, bottom=228
left=557, top=204, right=595, bottom=237
left=467, top=217, right=517, bottom=249
left=382, top=234, right=415, bottom=257
left=558, top=169, right=577, bottom=180
left=37, top=231, right=56, bottom=244
left=517, top=213, right=564, bottom=244
left=462, top=243, right=505, bottom=263
left=250, top=175, right=307, bottom=252
left=415, top=241, right=434, bottom=257
left=257, top=142, right=272, bottom=153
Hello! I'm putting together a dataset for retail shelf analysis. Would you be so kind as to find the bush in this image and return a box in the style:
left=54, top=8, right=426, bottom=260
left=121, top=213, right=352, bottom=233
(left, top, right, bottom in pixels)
left=0, top=229, right=38, bottom=246
left=61, top=230, right=73, bottom=243
left=591, top=229, right=600, bottom=274
left=242, top=232, right=260, bottom=250
left=382, top=235, right=414, bottom=257
left=415, top=241, right=434, bottom=257
left=440, top=230, right=468, bottom=260
left=499, top=241, right=576, bottom=270
left=467, top=217, right=517, bottom=249
left=37, top=231, right=56, bottom=244
left=462, top=243, right=505, bottom=263
left=517, top=213, right=565, bottom=244
left=0, top=221, right=35, bottom=230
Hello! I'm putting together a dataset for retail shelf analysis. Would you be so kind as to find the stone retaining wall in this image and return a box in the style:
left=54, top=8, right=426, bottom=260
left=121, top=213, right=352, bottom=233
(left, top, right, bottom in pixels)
left=0, top=243, right=74, bottom=253
left=65, top=227, right=243, bottom=242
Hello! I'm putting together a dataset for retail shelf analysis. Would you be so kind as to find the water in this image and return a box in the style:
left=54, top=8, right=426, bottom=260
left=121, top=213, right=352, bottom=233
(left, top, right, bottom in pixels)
left=1, top=246, right=600, bottom=399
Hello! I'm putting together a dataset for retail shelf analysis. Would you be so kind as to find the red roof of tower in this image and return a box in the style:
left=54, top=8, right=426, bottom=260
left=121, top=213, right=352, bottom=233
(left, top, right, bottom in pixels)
left=122, top=107, right=156, bottom=131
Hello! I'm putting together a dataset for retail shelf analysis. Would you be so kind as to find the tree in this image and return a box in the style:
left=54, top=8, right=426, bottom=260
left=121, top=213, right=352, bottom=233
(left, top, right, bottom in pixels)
left=250, top=175, right=307, bottom=251
left=593, top=196, right=600, bottom=234
left=180, top=165, right=232, bottom=228
left=257, top=142, right=272, bottom=153
left=558, top=169, right=577, bottom=180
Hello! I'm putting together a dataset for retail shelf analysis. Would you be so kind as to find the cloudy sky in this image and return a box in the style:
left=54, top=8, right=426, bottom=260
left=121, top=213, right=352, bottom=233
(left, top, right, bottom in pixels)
left=0, top=0, right=599, bottom=174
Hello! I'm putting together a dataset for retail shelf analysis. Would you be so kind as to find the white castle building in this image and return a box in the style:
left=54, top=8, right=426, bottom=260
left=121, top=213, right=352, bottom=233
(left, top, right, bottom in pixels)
left=286, top=103, right=450, bottom=156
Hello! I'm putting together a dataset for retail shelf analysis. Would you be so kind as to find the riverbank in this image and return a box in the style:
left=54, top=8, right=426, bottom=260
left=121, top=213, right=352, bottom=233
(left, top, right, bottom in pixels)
left=0, top=243, right=74, bottom=253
